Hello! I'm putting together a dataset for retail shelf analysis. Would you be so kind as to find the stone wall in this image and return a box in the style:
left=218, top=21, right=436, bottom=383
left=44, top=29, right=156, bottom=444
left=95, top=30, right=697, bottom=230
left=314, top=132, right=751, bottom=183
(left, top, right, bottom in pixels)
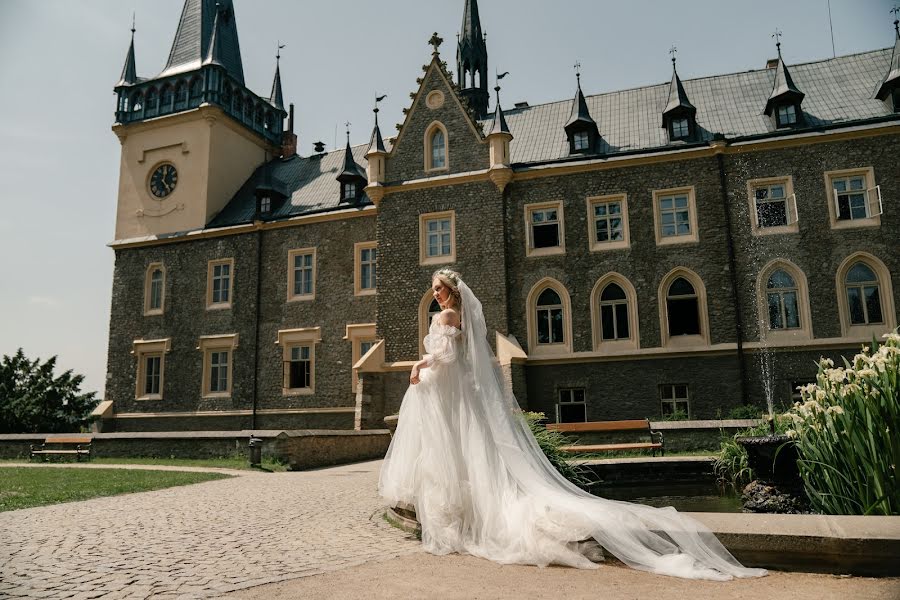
left=273, top=430, right=391, bottom=471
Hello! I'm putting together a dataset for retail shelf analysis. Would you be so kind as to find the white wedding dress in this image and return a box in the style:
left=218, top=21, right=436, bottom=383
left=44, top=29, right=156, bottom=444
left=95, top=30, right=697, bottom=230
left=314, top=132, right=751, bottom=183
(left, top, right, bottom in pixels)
left=379, top=280, right=766, bottom=580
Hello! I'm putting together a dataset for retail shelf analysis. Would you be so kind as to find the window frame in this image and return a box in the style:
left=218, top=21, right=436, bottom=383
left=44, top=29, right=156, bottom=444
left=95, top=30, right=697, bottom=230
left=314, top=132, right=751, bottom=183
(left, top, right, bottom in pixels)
left=835, top=252, right=896, bottom=338
left=657, top=267, right=710, bottom=348
left=572, top=131, right=590, bottom=152
left=670, top=117, right=690, bottom=140
left=746, top=176, right=799, bottom=236
left=775, top=103, right=798, bottom=127
left=524, top=200, right=566, bottom=257
left=418, top=210, right=456, bottom=266
left=344, top=323, right=377, bottom=394
left=206, top=258, right=234, bottom=310
left=276, top=327, right=321, bottom=396
left=590, top=273, right=639, bottom=353
left=423, top=121, right=450, bottom=173
left=659, top=383, right=690, bottom=418
left=824, top=167, right=880, bottom=230
left=143, top=262, right=166, bottom=316
left=586, top=194, right=629, bottom=252
left=287, top=247, right=317, bottom=302
left=132, top=338, right=171, bottom=401
left=756, top=259, right=812, bottom=342
left=556, top=388, right=587, bottom=423
left=198, top=334, right=239, bottom=399
left=652, top=186, right=699, bottom=246
left=354, top=241, right=377, bottom=296
left=525, top=278, right=574, bottom=356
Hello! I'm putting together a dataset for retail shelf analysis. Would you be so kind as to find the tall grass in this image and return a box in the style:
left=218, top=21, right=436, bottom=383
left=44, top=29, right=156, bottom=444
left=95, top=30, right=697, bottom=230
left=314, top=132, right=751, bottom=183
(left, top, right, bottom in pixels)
left=784, top=333, right=900, bottom=516
left=523, top=412, right=594, bottom=489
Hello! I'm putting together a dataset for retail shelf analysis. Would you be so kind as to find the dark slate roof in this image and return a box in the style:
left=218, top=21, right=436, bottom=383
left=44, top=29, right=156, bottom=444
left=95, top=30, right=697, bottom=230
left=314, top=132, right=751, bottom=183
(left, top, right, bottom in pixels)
left=269, top=62, right=285, bottom=110
left=489, top=101, right=510, bottom=135
left=116, top=31, right=138, bottom=87
left=208, top=144, right=373, bottom=228
left=160, top=0, right=244, bottom=83
left=367, top=120, right=387, bottom=154
left=662, top=65, right=695, bottom=122
left=458, top=0, right=486, bottom=55
left=564, top=77, right=597, bottom=130
left=764, top=48, right=805, bottom=115
left=488, top=47, right=896, bottom=164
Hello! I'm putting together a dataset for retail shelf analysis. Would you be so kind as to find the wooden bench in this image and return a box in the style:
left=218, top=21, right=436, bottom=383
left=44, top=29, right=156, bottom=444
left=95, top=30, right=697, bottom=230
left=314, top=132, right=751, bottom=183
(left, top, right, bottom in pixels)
left=30, top=437, right=93, bottom=462
left=546, top=420, right=664, bottom=457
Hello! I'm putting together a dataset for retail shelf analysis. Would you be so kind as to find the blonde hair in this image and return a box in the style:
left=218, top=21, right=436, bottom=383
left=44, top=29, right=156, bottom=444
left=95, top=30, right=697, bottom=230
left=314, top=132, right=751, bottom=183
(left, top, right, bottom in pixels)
left=432, top=268, right=461, bottom=310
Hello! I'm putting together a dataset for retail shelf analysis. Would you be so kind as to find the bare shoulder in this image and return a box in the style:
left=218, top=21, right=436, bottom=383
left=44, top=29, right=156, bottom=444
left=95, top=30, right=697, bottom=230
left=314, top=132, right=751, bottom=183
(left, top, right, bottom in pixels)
left=439, top=308, right=460, bottom=328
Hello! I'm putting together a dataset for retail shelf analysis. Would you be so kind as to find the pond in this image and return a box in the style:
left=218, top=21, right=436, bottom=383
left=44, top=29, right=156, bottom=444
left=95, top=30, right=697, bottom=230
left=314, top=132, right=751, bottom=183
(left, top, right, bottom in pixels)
left=589, top=480, right=742, bottom=513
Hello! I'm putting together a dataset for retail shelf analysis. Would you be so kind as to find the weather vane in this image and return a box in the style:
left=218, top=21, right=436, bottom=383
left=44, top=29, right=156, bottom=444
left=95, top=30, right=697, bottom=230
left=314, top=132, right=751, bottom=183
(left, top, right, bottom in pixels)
left=574, top=61, right=582, bottom=81
left=669, top=45, right=677, bottom=66
left=276, top=41, right=285, bottom=61
left=772, top=28, right=783, bottom=49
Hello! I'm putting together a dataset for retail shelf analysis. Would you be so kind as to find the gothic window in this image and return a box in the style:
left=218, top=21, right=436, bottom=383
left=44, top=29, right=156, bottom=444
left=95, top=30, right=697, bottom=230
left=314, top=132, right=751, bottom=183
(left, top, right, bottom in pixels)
left=174, top=82, right=188, bottom=109
left=666, top=277, right=700, bottom=337
left=144, top=264, right=165, bottom=315
left=844, top=263, right=883, bottom=325
left=145, top=88, right=159, bottom=116
left=160, top=85, right=174, bottom=113
left=189, top=78, right=203, bottom=106
left=766, top=269, right=800, bottom=330
left=430, top=129, right=446, bottom=169
left=536, top=288, right=565, bottom=346
left=599, top=283, right=630, bottom=341
left=428, top=299, right=441, bottom=322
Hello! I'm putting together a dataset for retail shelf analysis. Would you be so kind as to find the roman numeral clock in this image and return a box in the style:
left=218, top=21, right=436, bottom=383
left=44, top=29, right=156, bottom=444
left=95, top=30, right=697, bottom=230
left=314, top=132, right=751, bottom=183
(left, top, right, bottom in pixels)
left=149, top=163, right=178, bottom=198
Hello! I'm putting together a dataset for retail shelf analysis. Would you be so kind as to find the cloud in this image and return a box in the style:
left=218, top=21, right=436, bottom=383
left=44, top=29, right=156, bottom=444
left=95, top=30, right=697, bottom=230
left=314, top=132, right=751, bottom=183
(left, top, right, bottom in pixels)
left=28, top=296, right=59, bottom=307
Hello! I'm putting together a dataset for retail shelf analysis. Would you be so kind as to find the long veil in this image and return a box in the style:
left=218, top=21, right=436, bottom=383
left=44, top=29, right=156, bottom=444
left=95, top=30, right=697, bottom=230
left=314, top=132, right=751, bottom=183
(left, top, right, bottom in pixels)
left=456, top=279, right=766, bottom=580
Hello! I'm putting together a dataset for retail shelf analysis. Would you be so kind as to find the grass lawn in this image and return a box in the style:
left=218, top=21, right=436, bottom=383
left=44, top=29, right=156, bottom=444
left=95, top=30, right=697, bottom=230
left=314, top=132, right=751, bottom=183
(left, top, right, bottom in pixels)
left=0, top=456, right=288, bottom=471
left=0, top=467, right=232, bottom=512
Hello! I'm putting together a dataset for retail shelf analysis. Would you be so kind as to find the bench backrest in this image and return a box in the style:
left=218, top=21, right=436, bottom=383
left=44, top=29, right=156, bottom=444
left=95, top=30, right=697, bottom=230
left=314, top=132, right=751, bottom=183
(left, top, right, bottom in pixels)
left=44, top=437, right=92, bottom=445
left=546, top=420, right=649, bottom=433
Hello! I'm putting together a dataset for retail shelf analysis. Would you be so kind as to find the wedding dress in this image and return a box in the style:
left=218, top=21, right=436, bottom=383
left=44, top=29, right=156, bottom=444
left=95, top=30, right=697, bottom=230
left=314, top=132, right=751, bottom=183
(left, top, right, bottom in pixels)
left=379, top=279, right=766, bottom=580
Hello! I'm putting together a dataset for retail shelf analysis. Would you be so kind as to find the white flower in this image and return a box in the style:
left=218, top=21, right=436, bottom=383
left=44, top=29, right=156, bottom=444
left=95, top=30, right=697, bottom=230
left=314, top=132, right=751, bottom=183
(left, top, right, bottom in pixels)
left=815, top=389, right=826, bottom=402
left=858, top=368, right=877, bottom=379
left=820, top=358, right=835, bottom=368
left=786, top=429, right=799, bottom=439
left=826, top=405, right=844, bottom=416
left=827, top=368, right=847, bottom=383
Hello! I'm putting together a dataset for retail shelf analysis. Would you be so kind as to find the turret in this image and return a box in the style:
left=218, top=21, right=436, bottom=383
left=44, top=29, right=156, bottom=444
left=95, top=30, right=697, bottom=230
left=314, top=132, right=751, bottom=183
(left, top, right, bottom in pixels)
left=487, top=82, right=513, bottom=192
left=365, top=98, right=388, bottom=205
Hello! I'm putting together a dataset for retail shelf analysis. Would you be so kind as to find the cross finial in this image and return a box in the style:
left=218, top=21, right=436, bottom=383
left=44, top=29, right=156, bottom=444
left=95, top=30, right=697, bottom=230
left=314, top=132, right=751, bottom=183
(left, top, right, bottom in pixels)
left=669, top=45, right=677, bottom=67
left=772, top=28, right=783, bottom=52
left=131, top=12, right=136, bottom=35
left=892, top=6, right=900, bottom=34
left=574, top=61, right=582, bottom=83
left=429, top=32, right=443, bottom=55
left=345, top=121, right=351, bottom=144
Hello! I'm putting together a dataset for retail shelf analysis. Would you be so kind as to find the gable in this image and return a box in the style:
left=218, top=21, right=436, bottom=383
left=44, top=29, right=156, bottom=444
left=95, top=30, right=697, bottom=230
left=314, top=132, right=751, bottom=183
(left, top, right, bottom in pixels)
left=385, top=59, right=489, bottom=183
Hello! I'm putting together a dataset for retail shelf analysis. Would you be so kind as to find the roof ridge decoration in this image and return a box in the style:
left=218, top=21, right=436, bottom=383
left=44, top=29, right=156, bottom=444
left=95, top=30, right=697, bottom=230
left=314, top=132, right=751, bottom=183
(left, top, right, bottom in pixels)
left=764, top=34, right=805, bottom=116
left=489, top=76, right=511, bottom=136
left=875, top=14, right=900, bottom=100
left=338, top=126, right=367, bottom=182
left=565, top=67, right=597, bottom=129
left=563, top=63, right=600, bottom=153
left=367, top=97, right=388, bottom=155
left=661, top=49, right=696, bottom=126
left=116, top=16, right=138, bottom=87
left=163, top=0, right=244, bottom=83
left=270, top=43, right=285, bottom=110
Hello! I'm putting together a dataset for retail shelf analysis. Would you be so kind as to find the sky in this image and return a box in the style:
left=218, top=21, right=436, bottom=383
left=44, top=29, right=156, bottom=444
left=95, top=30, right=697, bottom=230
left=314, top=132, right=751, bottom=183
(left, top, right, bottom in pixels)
left=0, top=0, right=893, bottom=398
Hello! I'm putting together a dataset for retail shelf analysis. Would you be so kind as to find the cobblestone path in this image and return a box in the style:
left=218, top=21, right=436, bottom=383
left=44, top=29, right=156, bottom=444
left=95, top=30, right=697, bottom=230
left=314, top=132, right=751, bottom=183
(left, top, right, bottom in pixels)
left=0, top=460, right=421, bottom=599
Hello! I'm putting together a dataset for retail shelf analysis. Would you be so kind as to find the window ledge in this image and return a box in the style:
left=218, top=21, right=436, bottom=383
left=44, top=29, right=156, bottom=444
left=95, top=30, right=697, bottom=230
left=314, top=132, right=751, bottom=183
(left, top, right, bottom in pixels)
left=663, top=334, right=709, bottom=349
left=288, top=294, right=315, bottom=303
left=282, top=388, right=314, bottom=396
left=143, top=309, right=164, bottom=317
left=752, top=223, right=800, bottom=237
left=424, top=167, right=450, bottom=175
left=206, top=303, right=232, bottom=311
left=135, top=394, right=163, bottom=401
left=594, top=339, right=639, bottom=354
left=830, top=217, right=881, bottom=230
left=588, top=241, right=629, bottom=253
left=420, top=255, right=454, bottom=266
left=656, top=236, right=699, bottom=247
left=202, top=392, right=231, bottom=399
left=354, top=289, right=377, bottom=297
left=526, top=246, right=566, bottom=258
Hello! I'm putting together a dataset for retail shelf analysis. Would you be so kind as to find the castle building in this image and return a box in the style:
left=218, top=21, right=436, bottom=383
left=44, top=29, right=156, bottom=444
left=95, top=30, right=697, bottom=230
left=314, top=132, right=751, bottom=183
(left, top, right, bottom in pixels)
left=101, top=0, right=900, bottom=431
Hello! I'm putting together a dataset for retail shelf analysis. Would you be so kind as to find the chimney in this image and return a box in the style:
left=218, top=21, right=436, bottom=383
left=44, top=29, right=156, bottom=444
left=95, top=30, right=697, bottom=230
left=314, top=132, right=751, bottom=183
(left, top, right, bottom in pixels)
left=765, top=58, right=779, bottom=69
left=280, top=103, right=297, bottom=158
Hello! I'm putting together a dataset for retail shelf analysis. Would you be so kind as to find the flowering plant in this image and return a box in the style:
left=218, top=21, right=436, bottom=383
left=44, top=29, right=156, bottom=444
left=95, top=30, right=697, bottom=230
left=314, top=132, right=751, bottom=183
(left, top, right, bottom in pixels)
left=783, top=331, right=899, bottom=515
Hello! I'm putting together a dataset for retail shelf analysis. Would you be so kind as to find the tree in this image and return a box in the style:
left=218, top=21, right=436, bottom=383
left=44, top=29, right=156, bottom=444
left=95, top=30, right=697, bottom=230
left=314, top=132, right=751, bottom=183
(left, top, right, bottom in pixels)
left=0, top=349, right=99, bottom=433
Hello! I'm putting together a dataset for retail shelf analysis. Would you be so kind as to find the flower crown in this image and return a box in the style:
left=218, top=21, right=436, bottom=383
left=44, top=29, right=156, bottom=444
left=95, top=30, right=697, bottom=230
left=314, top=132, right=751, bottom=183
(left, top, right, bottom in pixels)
left=434, top=267, right=461, bottom=288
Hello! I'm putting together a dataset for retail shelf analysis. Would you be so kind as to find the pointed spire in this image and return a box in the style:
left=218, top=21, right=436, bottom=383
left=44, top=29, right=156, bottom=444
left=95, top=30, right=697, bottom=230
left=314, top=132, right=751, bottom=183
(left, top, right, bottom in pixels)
left=565, top=65, right=597, bottom=129
left=367, top=98, right=387, bottom=155
left=269, top=42, right=285, bottom=110
left=163, top=0, right=244, bottom=83
left=662, top=48, right=696, bottom=126
left=875, top=14, right=900, bottom=100
left=489, top=82, right=510, bottom=136
left=338, top=124, right=366, bottom=181
left=457, top=0, right=490, bottom=118
left=116, top=16, right=138, bottom=87
left=764, top=34, right=804, bottom=115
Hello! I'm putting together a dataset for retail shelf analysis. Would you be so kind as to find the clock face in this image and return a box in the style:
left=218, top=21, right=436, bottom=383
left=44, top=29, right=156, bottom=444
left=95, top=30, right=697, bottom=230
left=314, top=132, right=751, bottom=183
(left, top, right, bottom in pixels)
left=149, top=163, right=178, bottom=199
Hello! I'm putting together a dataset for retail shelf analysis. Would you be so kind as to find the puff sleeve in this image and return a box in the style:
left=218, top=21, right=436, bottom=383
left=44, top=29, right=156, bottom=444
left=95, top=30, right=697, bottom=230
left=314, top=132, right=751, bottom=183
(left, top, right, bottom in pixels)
left=423, top=325, right=460, bottom=367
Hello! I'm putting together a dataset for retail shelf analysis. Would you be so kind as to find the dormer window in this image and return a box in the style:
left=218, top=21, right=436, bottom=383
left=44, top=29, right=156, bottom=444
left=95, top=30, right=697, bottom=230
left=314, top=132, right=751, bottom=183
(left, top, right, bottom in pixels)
left=573, top=131, right=590, bottom=151
left=258, top=195, right=271, bottom=215
left=776, top=104, right=797, bottom=127
left=671, top=117, right=690, bottom=139
left=344, top=182, right=357, bottom=201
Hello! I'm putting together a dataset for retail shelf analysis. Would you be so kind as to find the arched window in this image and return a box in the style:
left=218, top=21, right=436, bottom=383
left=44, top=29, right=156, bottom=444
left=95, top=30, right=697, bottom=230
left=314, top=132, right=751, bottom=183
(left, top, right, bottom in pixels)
left=766, top=269, right=800, bottom=330
left=536, top=288, right=564, bottom=345
left=419, top=292, right=447, bottom=355
left=174, top=82, right=188, bottom=109
left=160, top=84, right=174, bottom=113
left=130, top=91, right=143, bottom=114
left=600, top=283, right=629, bottom=341
left=145, top=88, right=159, bottom=116
left=659, top=269, right=709, bottom=347
left=189, top=78, right=203, bottom=106
left=143, top=263, right=165, bottom=315
left=845, top=263, right=883, bottom=325
left=425, top=123, right=448, bottom=171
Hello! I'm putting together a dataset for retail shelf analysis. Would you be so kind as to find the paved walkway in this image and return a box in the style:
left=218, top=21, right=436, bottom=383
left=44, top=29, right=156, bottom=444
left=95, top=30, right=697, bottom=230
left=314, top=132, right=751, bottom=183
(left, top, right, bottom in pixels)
left=0, top=460, right=421, bottom=599
left=2, top=460, right=898, bottom=600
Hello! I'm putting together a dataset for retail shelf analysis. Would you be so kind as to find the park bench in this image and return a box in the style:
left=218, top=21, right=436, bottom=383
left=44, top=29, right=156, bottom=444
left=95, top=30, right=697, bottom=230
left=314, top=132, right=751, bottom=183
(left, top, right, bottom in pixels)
left=546, top=420, right=664, bottom=457
left=30, top=436, right=93, bottom=462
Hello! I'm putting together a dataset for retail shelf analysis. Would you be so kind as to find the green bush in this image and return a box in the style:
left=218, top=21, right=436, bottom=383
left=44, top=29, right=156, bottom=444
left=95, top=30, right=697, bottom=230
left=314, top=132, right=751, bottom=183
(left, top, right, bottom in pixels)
left=713, top=417, right=789, bottom=487
left=523, top=412, right=593, bottom=489
left=783, top=333, right=900, bottom=516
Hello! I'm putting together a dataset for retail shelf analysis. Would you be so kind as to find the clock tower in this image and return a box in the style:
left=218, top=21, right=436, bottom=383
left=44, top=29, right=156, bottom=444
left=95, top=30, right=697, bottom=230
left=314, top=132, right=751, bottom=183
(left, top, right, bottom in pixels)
left=111, top=0, right=287, bottom=241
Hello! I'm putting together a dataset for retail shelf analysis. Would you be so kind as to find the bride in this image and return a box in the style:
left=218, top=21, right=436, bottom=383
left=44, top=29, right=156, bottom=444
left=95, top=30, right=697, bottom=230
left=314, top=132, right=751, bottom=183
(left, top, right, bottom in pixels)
left=378, top=268, right=767, bottom=580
